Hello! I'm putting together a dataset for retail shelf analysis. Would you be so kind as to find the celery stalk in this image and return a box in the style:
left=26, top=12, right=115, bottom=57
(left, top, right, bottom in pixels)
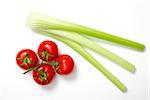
left=38, top=32, right=127, bottom=92
left=27, top=12, right=145, bottom=51
left=44, top=30, right=135, bottom=72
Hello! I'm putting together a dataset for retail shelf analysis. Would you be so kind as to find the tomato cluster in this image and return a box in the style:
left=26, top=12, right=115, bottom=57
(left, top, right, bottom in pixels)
left=16, top=40, right=74, bottom=85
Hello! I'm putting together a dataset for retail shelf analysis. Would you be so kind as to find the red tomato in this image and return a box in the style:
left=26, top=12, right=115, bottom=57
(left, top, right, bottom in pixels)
left=16, top=49, right=38, bottom=70
left=55, top=54, right=74, bottom=75
left=32, top=64, right=55, bottom=85
left=38, top=40, right=58, bottom=61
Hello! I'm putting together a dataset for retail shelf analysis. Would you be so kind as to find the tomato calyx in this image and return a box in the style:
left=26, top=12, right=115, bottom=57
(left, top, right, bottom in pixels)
left=53, top=62, right=60, bottom=72
left=17, top=53, right=33, bottom=68
left=37, top=70, right=47, bottom=80
left=42, top=61, right=60, bottom=72
left=38, top=48, right=53, bottom=61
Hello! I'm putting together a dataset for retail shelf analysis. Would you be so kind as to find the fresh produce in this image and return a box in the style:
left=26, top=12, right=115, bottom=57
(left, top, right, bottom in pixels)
left=25, top=12, right=145, bottom=92
left=54, top=54, right=74, bottom=75
left=38, top=40, right=58, bottom=61
left=32, top=64, right=55, bottom=85
left=27, top=12, right=145, bottom=51
left=16, top=41, right=74, bottom=86
left=16, top=49, right=38, bottom=70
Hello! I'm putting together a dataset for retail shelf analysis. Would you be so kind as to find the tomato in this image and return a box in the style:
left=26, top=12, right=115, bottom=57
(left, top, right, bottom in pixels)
left=16, top=49, right=38, bottom=70
left=32, top=64, right=55, bottom=85
left=55, top=54, right=74, bottom=75
left=38, top=40, right=58, bottom=61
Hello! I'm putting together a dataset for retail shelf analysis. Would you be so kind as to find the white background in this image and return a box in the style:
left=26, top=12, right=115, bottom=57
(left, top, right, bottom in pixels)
left=0, top=0, right=149, bottom=100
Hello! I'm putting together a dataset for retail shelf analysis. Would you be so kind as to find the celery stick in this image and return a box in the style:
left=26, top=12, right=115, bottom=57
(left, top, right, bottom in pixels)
left=27, top=12, right=145, bottom=51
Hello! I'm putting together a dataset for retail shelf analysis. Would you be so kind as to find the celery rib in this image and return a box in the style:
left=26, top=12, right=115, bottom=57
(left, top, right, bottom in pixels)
left=39, top=32, right=127, bottom=92
left=44, top=30, right=135, bottom=72
left=27, top=12, right=145, bottom=51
